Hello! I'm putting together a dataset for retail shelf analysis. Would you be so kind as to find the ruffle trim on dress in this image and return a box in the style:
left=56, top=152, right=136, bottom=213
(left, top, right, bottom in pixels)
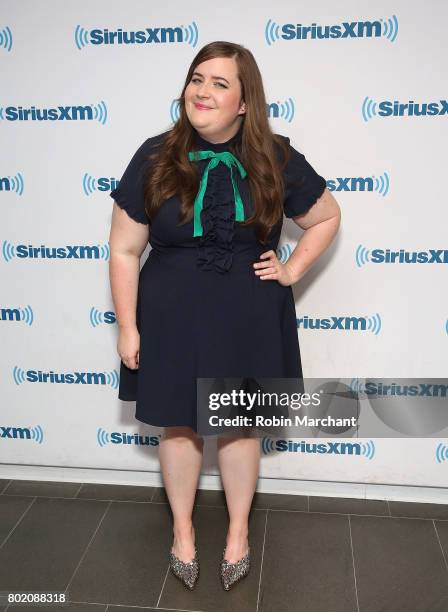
left=196, top=164, right=236, bottom=274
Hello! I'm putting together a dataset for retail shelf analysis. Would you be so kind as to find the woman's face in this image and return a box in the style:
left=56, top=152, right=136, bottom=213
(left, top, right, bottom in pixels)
left=184, top=56, right=245, bottom=142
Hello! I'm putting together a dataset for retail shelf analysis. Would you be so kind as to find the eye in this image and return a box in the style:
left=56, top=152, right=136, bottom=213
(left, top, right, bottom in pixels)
left=191, top=78, right=227, bottom=88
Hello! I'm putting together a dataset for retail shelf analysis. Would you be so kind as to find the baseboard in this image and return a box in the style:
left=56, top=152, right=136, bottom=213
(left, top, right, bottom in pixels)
left=1, top=463, right=447, bottom=505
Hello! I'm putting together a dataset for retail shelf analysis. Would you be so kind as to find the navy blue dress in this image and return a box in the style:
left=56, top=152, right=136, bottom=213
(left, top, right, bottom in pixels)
left=110, top=123, right=326, bottom=432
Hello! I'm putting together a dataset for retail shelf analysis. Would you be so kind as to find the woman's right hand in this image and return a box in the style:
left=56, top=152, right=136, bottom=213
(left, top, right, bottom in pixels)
left=117, top=326, right=141, bottom=370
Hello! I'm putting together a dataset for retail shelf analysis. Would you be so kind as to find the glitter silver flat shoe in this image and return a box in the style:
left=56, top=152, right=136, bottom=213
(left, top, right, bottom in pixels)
left=169, top=545, right=199, bottom=590
left=220, top=545, right=250, bottom=591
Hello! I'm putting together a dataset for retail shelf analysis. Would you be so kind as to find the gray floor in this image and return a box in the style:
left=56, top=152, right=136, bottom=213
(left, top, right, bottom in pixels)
left=0, top=478, right=447, bottom=611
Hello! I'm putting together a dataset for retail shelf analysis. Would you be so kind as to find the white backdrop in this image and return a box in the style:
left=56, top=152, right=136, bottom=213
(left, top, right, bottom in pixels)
left=1, top=0, right=447, bottom=491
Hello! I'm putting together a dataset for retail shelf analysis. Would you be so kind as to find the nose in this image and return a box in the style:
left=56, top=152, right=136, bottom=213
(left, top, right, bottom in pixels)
left=196, top=80, right=211, bottom=98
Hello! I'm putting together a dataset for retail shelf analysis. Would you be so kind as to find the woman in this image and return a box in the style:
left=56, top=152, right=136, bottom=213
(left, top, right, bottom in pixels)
left=108, top=41, right=341, bottom=591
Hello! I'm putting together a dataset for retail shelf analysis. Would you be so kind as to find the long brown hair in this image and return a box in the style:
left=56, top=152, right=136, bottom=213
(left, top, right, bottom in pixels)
left=143, top=41, right=291, bottom=244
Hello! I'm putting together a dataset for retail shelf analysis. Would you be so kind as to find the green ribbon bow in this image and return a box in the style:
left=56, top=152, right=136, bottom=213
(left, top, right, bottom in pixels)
left=188, top=150, right=247, bottom=237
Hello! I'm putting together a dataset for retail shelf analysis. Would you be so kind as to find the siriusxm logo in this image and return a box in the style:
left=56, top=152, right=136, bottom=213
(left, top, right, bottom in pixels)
left=170, top=98, right=296, bottom=124
left=1, top=425, right=43, bottom=443
left=97, top=428, right=160, bottom=447
left=356, top=245, right=448, bottom=267
left=90, top=307, right=116, bottom=327
left=2, top=241, right=110, bottom=261
left=75, top=23, right=198, bottom=49
left=13, top=367, right=119, bottom=388
left=1, top=306, right=34, bottom=325
left=0, top=26, right=13, bottom=52
left=265, top=15, right=398, bottom=45
left=261, top=437, right=375, bottom=459
left=362, top=97, right=448, bottom=122
left=83, top=173, right=117, bottom=195
left=0, top=173, right=24, bottom=194
left=327, top=172, right=389, bottom=196
left=297, top=314, right=382, bottom=335
left=350, top=379, right=448, bottom=397
left=0, top=101, right=108, bottom=124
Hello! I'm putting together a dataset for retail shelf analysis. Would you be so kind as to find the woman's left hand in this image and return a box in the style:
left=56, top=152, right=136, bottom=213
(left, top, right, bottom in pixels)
left=253, top=250, right=297, bottom=287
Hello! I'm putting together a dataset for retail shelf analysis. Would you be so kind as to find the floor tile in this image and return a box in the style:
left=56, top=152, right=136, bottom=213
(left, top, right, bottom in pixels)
left=351, top=515, right=448, bottom=611
left=0, top=495, right=35, bottom=545
left=0, top=498, right=108, bottom=592
left=252, top=492, right=308, bottom=511
left=389, top=500, right=448, bottom=520
left=434, top=520, right=448, bottom=570
left=309, top=495, right=388, bottom=516
left=2, top=480, right=81, bottom=499
left=0, top=479, right=11, bottom=494
left=259, top=510, right=357, bottom=611
left=76, top=483, right=155, bottom=503
left=67, top=500, right=173, bottom=607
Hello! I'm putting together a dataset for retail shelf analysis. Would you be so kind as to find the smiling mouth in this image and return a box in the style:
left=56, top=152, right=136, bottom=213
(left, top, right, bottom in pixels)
left=195, top=103, right=213, bottom=110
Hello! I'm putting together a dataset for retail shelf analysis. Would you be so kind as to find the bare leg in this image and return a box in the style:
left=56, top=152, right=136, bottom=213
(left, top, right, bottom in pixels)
left=159, top=426, right=204, bottom=562
left=217, top=434, right=260, bottom=562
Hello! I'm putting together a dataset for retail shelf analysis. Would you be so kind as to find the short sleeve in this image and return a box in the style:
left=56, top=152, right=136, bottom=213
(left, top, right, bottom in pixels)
left=110, top=137, right=156, bottom=225
left=281, top=137, right=327, bottom=218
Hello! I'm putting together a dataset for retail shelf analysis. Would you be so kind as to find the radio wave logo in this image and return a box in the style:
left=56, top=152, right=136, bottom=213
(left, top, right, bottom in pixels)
left=183, top=22, right=198, bottom=47
left=276, top=243, right=292, bottom=263
left=75, top=22, right=198, bottom=49
left=268, top=98, right=295, bottom=122
left=83, top=173, right=97, bottom=195
left=362, top=96, right=378, bottom=122
left=373, top=172, right=389, bottom=196
left=12, top=366, right=26, bottom=385
left=367, top=313, right=382, bottom=335
left=361, top=440, right=375, bottom=460
left=382, top=15, right=399, bottom=41
left=436, top=442, right=448, bottom=463
left=0, top=25, right=13, bottom=52
left=21, top=305, right=34, bottom=325
left=1, top=172, right=24, bottom=195
left=92, top=101, right=108, bottom=125
left=2, top=240, right=110, bottom=262
left=355, top=244, right=370, bottom=267
left=90, top=306, right=105, bottom=327
left=74, top=25, right=89, bottom=49
left=1, top=305, right=34, bottom=325
left=97, top=427, right=110, bottom=447
left=265, top=19, right=281, bottom=46
left=350, top=378, right=365, bottom=396
left=262, top=437, right=275, bottom=454
left=170, top=100, right=180, bottom=123
left=31, top=425, right=44, bottom=444
left=265, top=16, right=398, bottom=46
left=2, top=241, right=15, bottom=262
